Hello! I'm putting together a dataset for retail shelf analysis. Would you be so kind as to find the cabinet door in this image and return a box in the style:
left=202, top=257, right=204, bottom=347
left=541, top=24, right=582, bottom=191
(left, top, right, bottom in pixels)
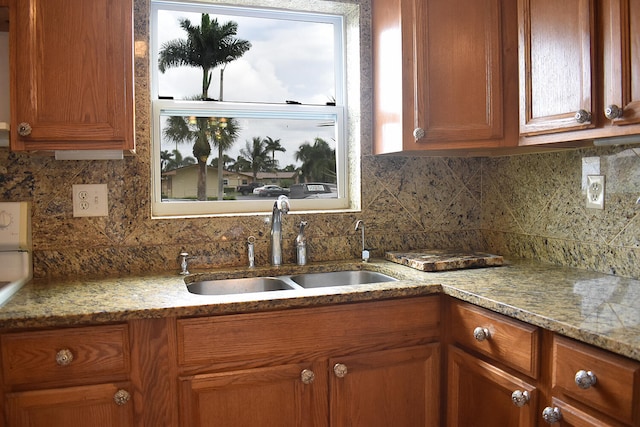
left=602, top=0, right=640, bottom=126
left=10, top=0, right=134, bottom=151
left=6, top=383, right=134, bottom=427
left=447, top=346, right=537, bottom=427
left=179, top=362, right=327, bottom=427
left=518, top=0, right=597, bottom=136
left=330, top=344, right=440, bottom=427
left=372, top=0, right=518, bottom=154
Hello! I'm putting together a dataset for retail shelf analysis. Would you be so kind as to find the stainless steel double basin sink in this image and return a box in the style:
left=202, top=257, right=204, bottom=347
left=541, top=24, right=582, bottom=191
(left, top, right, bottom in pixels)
left=185, top=270, right=398, bottom=296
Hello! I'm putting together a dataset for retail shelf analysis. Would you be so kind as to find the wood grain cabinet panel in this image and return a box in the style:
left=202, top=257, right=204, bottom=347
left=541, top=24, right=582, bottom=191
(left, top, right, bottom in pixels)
left=518, top=0, right=597, bottom=136
left=177, top=297, right=441, bottom=427
left=602, top=0, right=640, bottom=127
left=372, top=0, right=519, bottom=154
left=449, top=299, right=540, bottom=378
left=6, top=383, right=134, bottom=427
left=1, top=324, right=130, bottom=388
left=519, top=0, right=640, bottom=144
left=447, top=345, right=538, bottom=427
left=552, top=335, right=640, bottom=426
left=330, top=344, right=441, bottom=427
left=9, top=0, right=134, bottom=151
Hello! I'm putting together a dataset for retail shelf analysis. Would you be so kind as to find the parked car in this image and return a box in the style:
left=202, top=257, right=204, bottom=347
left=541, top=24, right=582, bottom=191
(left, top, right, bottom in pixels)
left=289, top=183, right=337, bottom=199
left=255, top=185, right=290, bottom=197
left=236, top=182, right=262, bottom=195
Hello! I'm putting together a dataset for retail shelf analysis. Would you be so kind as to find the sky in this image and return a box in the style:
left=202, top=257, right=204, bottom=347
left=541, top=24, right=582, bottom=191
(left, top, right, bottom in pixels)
left=154, top=7, right=339, bottom=168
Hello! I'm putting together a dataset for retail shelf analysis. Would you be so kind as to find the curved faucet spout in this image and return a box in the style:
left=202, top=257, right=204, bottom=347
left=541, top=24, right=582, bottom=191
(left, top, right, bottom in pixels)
left=271, top=195, right=290, bottom=266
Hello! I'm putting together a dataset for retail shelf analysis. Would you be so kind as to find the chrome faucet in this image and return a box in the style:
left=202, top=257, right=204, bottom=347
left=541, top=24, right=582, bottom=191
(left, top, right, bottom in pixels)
left=271, top=195, right=290, bottom=265
left=354, top=220, right=370, bottom=262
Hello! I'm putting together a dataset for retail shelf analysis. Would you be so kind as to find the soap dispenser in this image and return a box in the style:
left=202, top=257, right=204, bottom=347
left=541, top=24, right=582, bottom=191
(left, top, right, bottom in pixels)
left=295, top=221, right=308, bottom=266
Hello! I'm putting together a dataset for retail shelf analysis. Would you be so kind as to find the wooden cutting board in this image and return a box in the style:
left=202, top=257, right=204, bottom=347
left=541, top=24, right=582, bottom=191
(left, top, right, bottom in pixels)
left=385, top=250, right=503, bottom=272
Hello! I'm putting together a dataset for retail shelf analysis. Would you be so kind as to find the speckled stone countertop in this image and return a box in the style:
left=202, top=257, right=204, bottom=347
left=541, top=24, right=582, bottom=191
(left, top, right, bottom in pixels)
left=0, top=258, right=638, bottom=362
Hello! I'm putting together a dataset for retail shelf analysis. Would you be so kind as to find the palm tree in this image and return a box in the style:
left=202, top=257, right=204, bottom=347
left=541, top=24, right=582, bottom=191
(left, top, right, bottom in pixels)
left=158, top=14, right=251, bottom=200
left=159, top=14, right=251, bottom=100
left=240, top=137, right=276, bottom=181
left=295, top=137, right=336, bottom=183
left=263, top=136, right=286, bottom=167
left=162, top=149, right=196, bottom=172
left=162, top=115, right=239, bottom=200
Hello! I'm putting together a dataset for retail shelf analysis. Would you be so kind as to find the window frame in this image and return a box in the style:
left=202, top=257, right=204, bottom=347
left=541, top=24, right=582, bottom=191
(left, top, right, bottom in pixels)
left=150, top=0, right=360, bottom=218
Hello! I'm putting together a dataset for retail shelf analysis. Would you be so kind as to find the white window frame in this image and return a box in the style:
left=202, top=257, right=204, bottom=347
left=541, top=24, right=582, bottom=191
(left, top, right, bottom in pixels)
left=150, top=0, right=359, bottom=218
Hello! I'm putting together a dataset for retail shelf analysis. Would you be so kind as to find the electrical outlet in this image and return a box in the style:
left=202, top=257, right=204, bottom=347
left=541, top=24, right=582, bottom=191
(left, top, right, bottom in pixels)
left=586, top=175, right=605, bottom=210
left=72, top=184, right=108, bottom=217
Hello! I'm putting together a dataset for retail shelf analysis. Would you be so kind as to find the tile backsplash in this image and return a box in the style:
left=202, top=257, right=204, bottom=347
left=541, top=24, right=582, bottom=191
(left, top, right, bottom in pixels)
left=1, top=0, right=638, bottom=280
left=1, top=144, right=638, bottom=279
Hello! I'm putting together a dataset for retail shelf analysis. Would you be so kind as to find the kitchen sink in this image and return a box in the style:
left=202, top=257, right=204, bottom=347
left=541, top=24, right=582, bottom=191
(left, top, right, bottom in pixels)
left=186, top=277, right=296, bottom=295
left=289, top=270, right=398, bottom=288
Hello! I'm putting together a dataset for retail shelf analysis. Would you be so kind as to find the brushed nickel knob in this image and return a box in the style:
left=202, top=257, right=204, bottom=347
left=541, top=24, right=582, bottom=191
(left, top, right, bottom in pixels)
left=511, top=390, right=530, bottom=407
left=574, top=370, right=597, bottom=389
left=473, top=327, right=490, bottom=342
left=113, top=389, right=131, bottom=406
left=413, top=127, right=425, bottom=140
left=17, top=122, right=32, bottom=136
left=55, top=349, right=74, bottom=366
left=333, top=363, right=348, bottom=378
left=301, top=369, right=315, bottom=385
left=575, top=109, right=592, bottom=123
left=604, top=104, right=623, bottom=120
left=542, top=406, right=562, bottom=423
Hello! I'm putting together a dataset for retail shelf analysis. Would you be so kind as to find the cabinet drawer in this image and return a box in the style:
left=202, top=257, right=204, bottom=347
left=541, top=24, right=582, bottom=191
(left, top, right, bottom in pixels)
left=178, top=297, right=440, bottom=368
left=1, top=324, right=130, bottom=387
left=552, top=335, right=640, bottom=425
left=449, top=300, right=539, bottom=378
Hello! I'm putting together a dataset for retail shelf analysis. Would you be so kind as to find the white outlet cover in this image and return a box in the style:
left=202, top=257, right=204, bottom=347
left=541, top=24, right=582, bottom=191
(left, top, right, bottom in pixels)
left=586, top=175, right=604, bottom=210
left=73, top=184, right=109, bottom=217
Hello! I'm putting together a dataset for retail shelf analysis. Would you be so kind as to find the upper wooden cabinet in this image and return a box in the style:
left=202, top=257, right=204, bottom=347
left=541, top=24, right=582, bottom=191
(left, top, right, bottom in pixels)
left=8, top=0, right=134, bottom=152
left=519, top=0, right=640, bottom=144
left=372, top=0, right=519, bottom=154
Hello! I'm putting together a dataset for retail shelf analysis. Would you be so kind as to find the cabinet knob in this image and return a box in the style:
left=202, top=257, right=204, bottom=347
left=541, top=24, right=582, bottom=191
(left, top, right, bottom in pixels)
left=17, top=122, right=32, bottom=136
left=113, top=389, right=131, bottom=406
left=511, top=390, right=530, bottom=407
left=604, top=104, right=624, bottom=120
left=300, top=369, right=315, bottom=385
left=333, top=363, right=348, bottom=378
left=413, top=127, right=425, bottom=141
left=55, top=348, right=74, bottom=366
left=574, top=369, right=597, bottom=389
left=542, top=406, right=562, bottom=424
left=574, top=109, right=592, bottom=124
left=473, top=326, right=490, bottom=342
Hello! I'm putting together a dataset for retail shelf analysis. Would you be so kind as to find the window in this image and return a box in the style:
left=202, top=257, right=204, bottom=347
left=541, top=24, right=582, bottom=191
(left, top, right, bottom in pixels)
left=150, top=0, right=360, bottom=217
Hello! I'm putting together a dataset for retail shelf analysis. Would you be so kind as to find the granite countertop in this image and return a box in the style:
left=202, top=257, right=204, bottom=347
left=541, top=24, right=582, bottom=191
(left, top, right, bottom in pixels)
left=0, top=258, right=638, bottom=362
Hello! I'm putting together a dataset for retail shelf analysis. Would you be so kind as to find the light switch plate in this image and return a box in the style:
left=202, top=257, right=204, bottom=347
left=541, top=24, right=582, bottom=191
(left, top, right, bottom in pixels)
left=72, top=184, right=109, bottom=217
left=586, top=175, right=604, bottom=210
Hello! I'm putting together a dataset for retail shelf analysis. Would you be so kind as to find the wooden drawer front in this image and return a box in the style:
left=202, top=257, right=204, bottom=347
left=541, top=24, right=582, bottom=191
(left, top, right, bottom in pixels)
left=449, top=300, right=539, bottom=378
left=1, top=324, right=130, bottom=387
left=552, top=335, right=640, bottom=425
left=178, top=297, right=440, bottom=368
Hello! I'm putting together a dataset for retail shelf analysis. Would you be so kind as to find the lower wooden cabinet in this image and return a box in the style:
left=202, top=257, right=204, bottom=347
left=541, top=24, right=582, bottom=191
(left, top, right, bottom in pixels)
left=180, top=362, right=326, bottom=427
left=176, top=297, right=441, bottom=427
left=0, top=324, right=134, bottom=427
left=330, top=344, right=441, bottom=427
left=6, top=383, right=134, bottom=427
left=447, top=345, right=538, bottom=427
